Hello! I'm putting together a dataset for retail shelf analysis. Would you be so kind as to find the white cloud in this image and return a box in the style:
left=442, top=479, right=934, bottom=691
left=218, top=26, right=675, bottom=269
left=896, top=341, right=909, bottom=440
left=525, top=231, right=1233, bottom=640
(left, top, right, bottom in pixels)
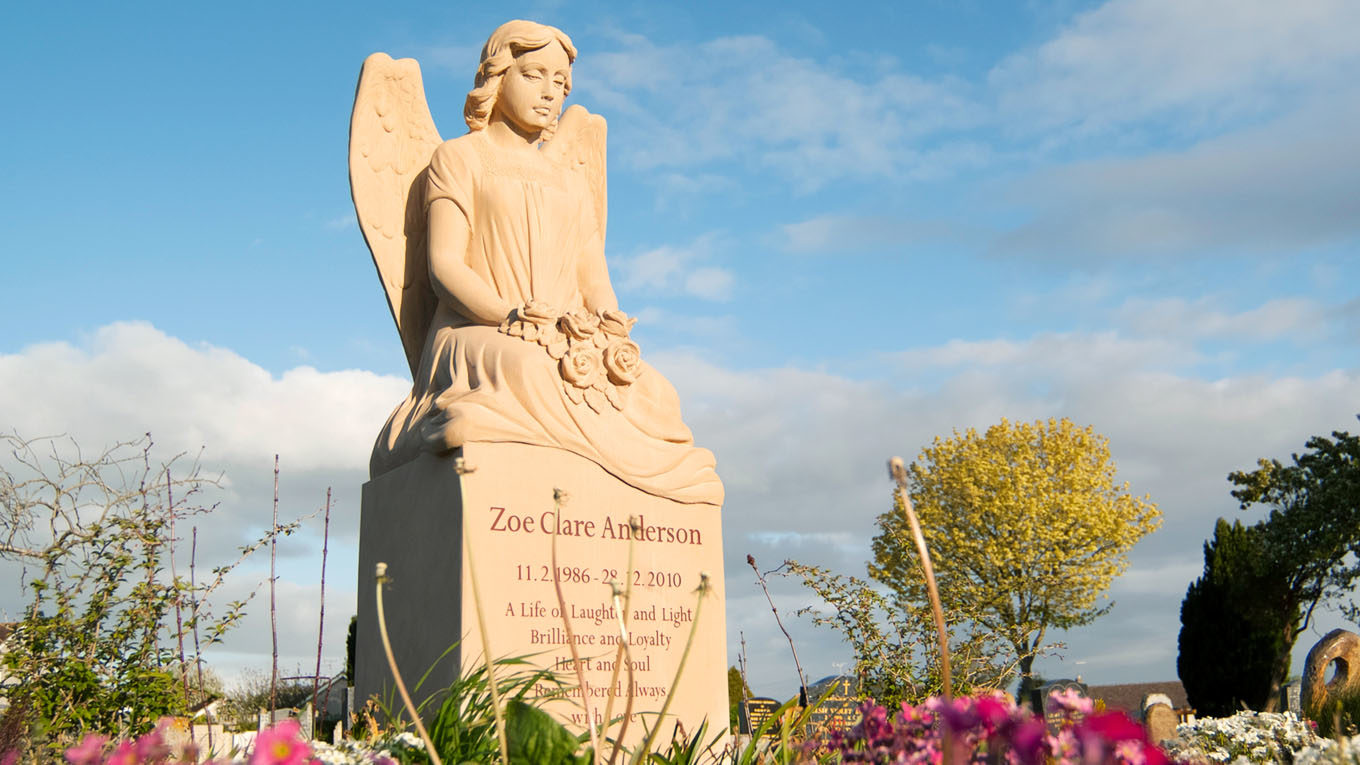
left=0, top=322, right=408, bottom=684
left=992, top=96, right=1360, bottom=260
left=1111, top=560, right=1203, bottom=596
left=1115, top=296, right=1330, bottom=342
left=777, top=214, right=965, bottom=255
left=0, top=322, right=408, bottom=474
left=683, top=267, right=734, bottom=301
left=893, top=331, right=1201, bottom=376
left=615, top=235, right=735, bottom=301
left=990, top=0, right=1360, bottom=138
left=4, top=320, right=1357, bottom=699
left=618, top=245, right=690, bottom=291
left=586, top=33, right=983, bottom=188
left=650, top=323, right=1360, bottom=695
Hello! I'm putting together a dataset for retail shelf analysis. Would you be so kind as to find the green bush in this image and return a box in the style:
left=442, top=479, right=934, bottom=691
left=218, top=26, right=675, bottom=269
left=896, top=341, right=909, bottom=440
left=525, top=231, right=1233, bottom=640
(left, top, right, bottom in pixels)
left=0, top=435, right=298, bottom=757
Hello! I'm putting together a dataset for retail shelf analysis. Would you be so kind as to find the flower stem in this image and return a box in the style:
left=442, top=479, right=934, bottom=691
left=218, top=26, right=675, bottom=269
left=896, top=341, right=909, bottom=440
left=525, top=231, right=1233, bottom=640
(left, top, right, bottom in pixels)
left=633, top=573, right=710, bottom=763
left=888, top=456, right=952, bottom=700
left=374, top=562, right=443, bottom=765
left=548, top=488, right=601, bottom=763
left=748, top=555, right=808, bottom=701
left=458, top=458, right=510, bottom=765
left=602, top=518, right=639, bottom=765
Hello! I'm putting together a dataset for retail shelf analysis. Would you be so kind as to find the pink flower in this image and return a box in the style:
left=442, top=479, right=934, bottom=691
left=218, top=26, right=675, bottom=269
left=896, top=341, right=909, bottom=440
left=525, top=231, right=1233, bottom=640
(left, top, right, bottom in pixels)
left=250, top=719, right=314, bottom=765
left=1049, top=687, right=1095, bottom=716
left=1081, top=710, right=1146, bottom=744
left=973, top=693, right=1010, bottom=729
left=1009, top=718, right=1049, bottom=765
left=64, top=735, right=108, bottom=765
left=104, top=740, right=137, bottom=765
left=132, top=721, right=173, bottom=762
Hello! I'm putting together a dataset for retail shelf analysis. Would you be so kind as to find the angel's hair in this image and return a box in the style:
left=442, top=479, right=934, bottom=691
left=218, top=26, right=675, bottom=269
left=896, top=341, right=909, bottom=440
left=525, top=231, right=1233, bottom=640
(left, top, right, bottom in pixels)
left=464, top=19, right=577, bottom=140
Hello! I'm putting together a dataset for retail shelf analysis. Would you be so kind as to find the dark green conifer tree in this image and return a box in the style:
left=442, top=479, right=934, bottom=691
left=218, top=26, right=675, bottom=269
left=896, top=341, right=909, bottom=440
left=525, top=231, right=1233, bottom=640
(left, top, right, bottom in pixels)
left=1177, top=519, right=1291, bottom=716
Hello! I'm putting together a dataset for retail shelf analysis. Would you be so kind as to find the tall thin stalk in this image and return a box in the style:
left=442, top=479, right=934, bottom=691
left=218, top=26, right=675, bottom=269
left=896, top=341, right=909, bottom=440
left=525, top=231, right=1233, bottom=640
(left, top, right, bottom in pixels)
left=889, top=456, right=952, bottom=765
left=375, top=562, right=442, bottom=765
left=887, top=457, right=952, bottom=700
left=632, top=573, right=710, bottom=764
left=601, top=516, right=640, bottom=765
left=455, top=457, right=509, bottom=764
left=547, top=488, right=600, bottom=763
left=747, top=555, right=807, bottom=697
left=313, top=488, right=332, bottom=715
left=168, top=468, right=188, bottom=700
left=603, top=582, right=637, bottom=765
left=270, top=454, right=280, bottom=716
left=191, top=526, right=213, bottom=753
left=738, top=632, right=750, bottom=729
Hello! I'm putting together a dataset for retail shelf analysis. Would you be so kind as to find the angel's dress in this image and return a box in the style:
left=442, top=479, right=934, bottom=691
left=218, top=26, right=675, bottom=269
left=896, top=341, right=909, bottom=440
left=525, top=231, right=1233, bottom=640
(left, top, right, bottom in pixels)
left=370, top=132, right=724, bottom=506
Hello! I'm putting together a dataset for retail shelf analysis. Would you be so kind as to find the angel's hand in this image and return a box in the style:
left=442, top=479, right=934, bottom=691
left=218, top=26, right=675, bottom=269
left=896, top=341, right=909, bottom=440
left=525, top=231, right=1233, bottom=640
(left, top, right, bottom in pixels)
left=499, top=301, right=561, bottom=340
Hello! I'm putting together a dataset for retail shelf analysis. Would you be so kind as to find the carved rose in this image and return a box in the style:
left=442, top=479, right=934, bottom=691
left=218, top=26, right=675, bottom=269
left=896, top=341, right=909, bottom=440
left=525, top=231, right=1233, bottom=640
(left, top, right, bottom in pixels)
left=504, top=300, right=558, bottom=342
left=519, top=300, right=557, bottom=325
left=604, top=339, right=642, bottom=386
left=596, top=309, right=636, bottom=339
left=559, top=343, right=602, bottom=389
left=558, top=310, right=600, bottom=341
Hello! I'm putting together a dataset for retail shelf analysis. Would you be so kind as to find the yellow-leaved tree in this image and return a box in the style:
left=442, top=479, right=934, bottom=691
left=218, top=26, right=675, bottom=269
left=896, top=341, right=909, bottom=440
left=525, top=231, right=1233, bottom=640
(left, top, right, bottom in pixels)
left=869, top=417, right=1161, bottom=702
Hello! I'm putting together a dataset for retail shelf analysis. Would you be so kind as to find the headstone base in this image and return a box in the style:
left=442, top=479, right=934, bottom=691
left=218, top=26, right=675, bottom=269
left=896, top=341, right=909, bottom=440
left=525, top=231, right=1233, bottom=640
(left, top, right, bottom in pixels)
left=355, top=442, right=728, bottom=746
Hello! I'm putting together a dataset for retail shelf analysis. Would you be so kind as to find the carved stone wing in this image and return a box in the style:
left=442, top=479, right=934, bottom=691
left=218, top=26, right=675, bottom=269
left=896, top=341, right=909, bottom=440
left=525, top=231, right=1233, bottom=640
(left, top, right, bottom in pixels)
left=349, top=52, right=443, bottom=379
left=542, top=104, right=607, bottom=243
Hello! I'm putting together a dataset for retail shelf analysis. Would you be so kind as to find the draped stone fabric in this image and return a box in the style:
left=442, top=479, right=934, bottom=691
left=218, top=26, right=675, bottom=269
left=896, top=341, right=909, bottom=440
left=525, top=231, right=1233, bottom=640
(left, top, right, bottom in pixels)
left=370, top=132, right=724, bottom=505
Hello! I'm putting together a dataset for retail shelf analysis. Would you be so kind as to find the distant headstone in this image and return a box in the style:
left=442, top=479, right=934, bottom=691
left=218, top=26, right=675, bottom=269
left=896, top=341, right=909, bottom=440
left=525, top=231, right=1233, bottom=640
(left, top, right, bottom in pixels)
left=740, top=697, right=781, bottom=737
left=1280, top=681, right=1302, bottom=717
left=1143, top=703, right=1177, bottom=745
left=1041, top=679, right=1090, bottom=730
left=256, top=703, right=312, bottom=738
left=1141, top=693, right=1174, bottom=718
left=805, top=675, right=860, bottom=733
left=344, top=686, right=355, bottom=732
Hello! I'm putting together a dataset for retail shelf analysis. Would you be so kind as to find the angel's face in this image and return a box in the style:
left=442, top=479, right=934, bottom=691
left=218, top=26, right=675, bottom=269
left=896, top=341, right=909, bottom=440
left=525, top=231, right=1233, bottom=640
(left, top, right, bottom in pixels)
left=494, top=42, right=571, bottom=137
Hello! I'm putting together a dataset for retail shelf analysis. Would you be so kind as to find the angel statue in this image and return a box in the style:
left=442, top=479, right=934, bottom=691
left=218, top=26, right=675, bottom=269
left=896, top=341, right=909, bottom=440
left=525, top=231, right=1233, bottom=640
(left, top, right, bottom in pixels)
left=350, top=20, right=723, bottom=505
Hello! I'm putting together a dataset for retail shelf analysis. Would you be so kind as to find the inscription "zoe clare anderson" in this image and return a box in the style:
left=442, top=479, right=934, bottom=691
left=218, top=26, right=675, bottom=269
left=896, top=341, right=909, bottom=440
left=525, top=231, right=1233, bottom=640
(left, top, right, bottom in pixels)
left=488, top=507, right=703, bottom=546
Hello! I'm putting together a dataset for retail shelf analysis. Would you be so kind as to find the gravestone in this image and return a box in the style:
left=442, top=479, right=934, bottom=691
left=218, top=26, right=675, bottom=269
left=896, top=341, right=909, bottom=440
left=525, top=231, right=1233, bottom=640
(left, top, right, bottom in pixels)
left=1041, top=679, right=1089, bottom=730
left=805, top=675, right=860, bottom=733
left=1143, top=702, right=1177, bottom=746
left=348, top=20, right=728, bottom=745
left=740, top=698, right=782, bottom=737
left=356, top=445, right=726, bottom=739
left=256, top=703, right=313, bottom=739
left=1280, top=680, right=1301, bottom=717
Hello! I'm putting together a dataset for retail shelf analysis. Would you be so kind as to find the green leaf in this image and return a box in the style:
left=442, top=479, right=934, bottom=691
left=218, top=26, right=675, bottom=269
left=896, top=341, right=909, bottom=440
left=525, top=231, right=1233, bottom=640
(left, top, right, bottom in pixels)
left=505, top=698, right=580, bottom=765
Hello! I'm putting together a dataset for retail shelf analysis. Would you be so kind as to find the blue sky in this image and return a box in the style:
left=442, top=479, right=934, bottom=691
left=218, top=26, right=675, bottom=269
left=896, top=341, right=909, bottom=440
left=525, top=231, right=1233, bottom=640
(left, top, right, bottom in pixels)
left=2, top=0, right=1358, bottom=700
